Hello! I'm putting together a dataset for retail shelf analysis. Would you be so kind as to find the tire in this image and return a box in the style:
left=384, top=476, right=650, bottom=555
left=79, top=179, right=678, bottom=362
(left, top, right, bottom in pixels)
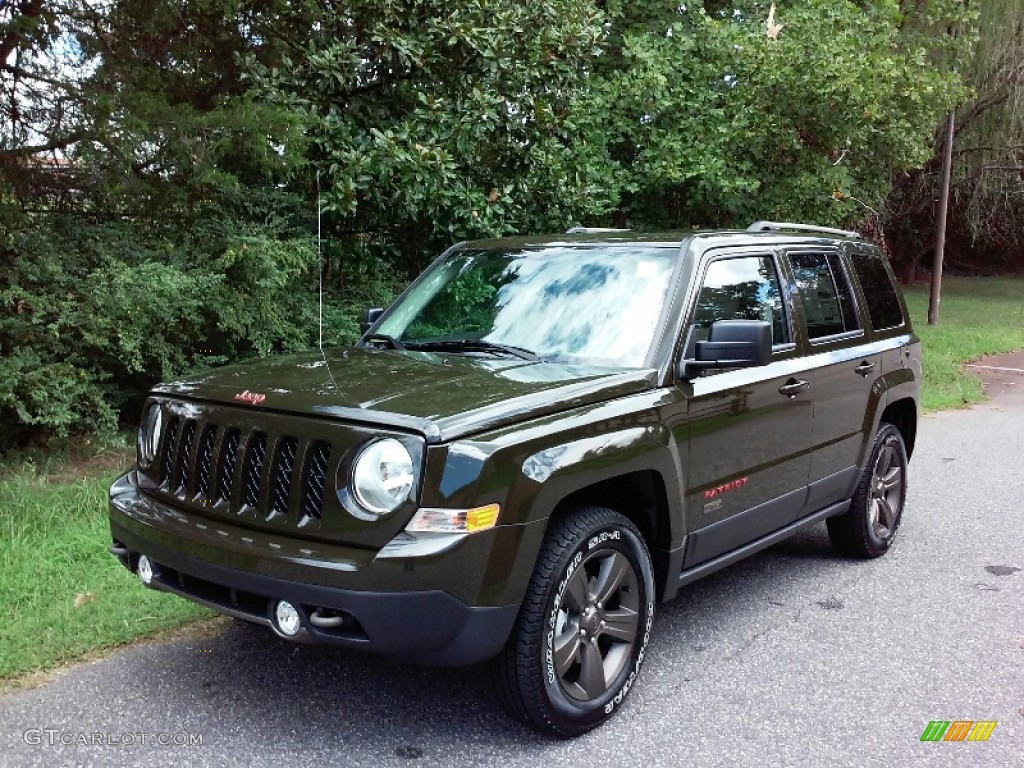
left=492, top=506, right=655, bottom=737
left=827, top=422, right=908, bottom=558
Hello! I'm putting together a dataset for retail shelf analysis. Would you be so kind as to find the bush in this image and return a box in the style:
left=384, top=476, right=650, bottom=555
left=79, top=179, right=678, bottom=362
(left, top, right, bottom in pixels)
left=0, top=212, right=403, bottom=446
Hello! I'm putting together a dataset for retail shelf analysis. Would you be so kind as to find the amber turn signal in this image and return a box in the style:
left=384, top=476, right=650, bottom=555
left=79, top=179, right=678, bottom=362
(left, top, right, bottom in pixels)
left=405, top=504, right=501, bottom=534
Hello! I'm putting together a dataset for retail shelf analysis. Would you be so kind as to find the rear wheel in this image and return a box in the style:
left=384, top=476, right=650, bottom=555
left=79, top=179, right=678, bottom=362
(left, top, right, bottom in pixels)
left=827, top=422, right=908, bottom=558
left=493, top=506, right=655, bottom=737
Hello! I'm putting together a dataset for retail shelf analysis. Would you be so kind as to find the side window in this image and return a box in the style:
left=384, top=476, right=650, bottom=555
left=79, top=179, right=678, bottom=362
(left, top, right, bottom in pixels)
left=848, top=250, right=905, bottom=330
left=787, top=252, right=860, bottom=340
left=692, top=255, right=790, bottom=347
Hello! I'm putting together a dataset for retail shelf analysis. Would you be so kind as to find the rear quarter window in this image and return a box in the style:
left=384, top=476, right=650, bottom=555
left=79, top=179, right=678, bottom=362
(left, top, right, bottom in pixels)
left=848, top=251, right=905, bottom=331
left=787, top=251, right=860, bottom=341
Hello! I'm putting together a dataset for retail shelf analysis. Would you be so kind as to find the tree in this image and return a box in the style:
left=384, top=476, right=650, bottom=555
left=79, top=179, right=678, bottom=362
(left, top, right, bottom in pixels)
left=884, top=0, right=1024, bottom=277
left=586, top=0, right=971, bottom=231
left=246, top=0, right=614, bottom=273
left=1, top=1, right=330, bottom=440
left=2, top=0, right=84, bottom=220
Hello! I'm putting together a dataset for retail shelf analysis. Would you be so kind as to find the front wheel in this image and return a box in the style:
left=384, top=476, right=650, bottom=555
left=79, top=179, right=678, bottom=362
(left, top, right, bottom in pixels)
left=827, top=422, right=908, bottom=558
left=493, top=506, right=655, bottom=737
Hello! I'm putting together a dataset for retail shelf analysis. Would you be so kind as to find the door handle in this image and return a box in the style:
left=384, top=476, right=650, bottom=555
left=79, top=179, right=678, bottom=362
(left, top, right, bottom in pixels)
left=778, top=378, right=809, bottom=398
left=855, top=361, right=876, bottom=377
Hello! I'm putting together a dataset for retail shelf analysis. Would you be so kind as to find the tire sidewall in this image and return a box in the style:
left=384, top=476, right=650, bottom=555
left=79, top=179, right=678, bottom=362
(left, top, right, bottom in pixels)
left=538, top=518, right=655, bottom=731
left=861, top=425, right=908, bottom=553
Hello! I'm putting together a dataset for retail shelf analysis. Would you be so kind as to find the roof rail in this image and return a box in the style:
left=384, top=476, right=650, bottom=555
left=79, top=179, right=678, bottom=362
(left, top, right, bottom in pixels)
left=565, top=226, right=631, bottom=234
left=747, top=221, right=861, bottom=239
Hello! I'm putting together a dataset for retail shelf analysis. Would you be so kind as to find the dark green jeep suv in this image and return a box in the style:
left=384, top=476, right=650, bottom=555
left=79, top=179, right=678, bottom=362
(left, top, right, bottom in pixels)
left=109, top=222, right=920, bottom=736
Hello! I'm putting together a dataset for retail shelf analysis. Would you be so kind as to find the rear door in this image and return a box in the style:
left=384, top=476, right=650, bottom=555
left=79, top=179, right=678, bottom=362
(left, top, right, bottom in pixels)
left=783, top=248, right=877, bottom=511
left=679, top=249, right=814, bottom=567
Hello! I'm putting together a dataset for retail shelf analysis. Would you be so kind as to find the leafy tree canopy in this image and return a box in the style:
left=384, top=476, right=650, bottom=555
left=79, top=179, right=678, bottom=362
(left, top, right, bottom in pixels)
left=589, top=0, right=970, bottom=229
left=244, top=0, right=613, bottom=270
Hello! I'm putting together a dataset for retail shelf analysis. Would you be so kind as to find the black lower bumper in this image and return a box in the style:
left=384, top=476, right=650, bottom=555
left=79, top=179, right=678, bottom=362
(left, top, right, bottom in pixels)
left=109, top=475, right=519, bottom=667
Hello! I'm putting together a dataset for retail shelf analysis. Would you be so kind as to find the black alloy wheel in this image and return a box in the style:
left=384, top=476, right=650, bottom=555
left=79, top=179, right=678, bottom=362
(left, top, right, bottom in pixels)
left=828, top=422, right=908, bottom=558
left=493, top=506, right=655, bottom=737
left=550, top=546, right=641, bottom=702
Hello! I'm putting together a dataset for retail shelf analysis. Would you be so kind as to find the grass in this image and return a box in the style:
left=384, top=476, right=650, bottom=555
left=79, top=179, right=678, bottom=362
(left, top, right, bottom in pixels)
left=0, top=449, right=212, bottom=682
left=904, top=276, right=1024, bottom=411
left=1, top=277, right=1022, bottom=684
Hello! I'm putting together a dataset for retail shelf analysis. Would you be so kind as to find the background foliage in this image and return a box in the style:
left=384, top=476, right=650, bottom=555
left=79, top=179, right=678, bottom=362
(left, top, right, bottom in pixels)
left=587, top=0, right=970, bottom=229
left=1, top=0, right=1017, bottom=444
left=883, top=0, right=1024, bottom=279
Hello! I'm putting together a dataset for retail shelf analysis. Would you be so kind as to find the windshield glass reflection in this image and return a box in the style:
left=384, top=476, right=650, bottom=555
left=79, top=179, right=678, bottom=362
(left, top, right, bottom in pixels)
left=376, top=246, right=675, bottom=367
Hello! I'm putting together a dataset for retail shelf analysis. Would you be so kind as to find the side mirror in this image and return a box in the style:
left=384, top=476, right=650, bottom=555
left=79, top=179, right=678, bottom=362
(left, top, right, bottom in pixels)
left=680, top=320, right=772, bottom=378
left=359, top=306, right=385, bottom=335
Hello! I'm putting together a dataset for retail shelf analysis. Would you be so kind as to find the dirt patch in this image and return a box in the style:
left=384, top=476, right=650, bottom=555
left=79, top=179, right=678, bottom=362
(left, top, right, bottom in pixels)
left=0, top=435, right=132, bottom=483
left=965, top=350, right=1024, bottom=407
left=44, top=449, right=132, bottom=484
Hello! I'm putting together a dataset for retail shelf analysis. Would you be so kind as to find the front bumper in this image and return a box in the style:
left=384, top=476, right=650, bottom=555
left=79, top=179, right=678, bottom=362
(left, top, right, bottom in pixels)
left=109, top=471, right=526, bottom=666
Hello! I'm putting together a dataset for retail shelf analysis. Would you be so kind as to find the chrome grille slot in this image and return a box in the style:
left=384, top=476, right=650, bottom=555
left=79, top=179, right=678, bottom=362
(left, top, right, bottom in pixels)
left=160, top=416, right=181, bottom=487
left=196, top=425, right=217, bottom=503
left=176, top=421, right=197, bottom=494
left=242, top=432, right=267, bottom=508
left=302, top=441, right=331, bottom=520
left=217, top=429, right=240, bottom=505
left=270, top=437, right=298, bottom=517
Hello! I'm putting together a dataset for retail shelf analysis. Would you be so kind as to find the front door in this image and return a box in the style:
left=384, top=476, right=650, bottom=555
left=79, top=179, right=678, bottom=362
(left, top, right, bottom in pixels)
left=679, top=251, right=814, bottom=568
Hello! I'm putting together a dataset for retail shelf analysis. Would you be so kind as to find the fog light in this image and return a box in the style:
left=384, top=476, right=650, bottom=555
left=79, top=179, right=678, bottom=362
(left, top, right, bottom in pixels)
left=137, top=555, right=154, bottom=586
left=275, top=600, right=301, bottom=637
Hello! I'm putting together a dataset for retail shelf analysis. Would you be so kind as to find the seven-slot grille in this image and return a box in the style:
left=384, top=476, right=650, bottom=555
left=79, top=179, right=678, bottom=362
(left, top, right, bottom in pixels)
left=155, top=416, right=330, bottom=521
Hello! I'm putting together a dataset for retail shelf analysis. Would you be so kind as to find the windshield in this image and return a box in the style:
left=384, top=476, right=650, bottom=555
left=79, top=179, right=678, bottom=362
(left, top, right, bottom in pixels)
left=374, top=245, right=676, bottom=367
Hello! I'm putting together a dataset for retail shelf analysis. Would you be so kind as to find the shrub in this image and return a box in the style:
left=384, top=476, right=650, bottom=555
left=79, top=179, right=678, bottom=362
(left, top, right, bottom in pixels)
left=0, top=212, right=403, bottom=446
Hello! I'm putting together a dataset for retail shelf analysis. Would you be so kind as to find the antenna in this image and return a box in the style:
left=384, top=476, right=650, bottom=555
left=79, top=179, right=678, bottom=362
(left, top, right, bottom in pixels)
left=317, top=170, right=323, bottom=351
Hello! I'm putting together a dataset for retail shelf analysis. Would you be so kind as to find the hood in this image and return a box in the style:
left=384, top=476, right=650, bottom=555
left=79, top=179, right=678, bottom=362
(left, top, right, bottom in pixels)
left=153, top=347, right=657, bottom=442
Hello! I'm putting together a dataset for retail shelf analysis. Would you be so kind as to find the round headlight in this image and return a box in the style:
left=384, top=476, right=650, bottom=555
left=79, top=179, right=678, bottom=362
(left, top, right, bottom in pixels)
left=137, top=404, right=163, bottom=466
left=350, top=438, right=414, bottom=518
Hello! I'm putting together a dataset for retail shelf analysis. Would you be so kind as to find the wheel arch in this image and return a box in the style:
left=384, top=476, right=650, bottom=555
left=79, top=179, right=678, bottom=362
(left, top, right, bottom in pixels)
left=880, top=397, right=917, bottom=459
left=546, top=469, right=681, bottom=602
left=551, top=469, right=673, bottom=553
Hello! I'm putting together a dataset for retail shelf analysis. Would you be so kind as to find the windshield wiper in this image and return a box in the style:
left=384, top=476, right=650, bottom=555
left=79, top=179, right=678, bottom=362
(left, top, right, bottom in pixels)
left=362, top=333, right=406, bottom=350
left=405, top=339, right=540, bottom=361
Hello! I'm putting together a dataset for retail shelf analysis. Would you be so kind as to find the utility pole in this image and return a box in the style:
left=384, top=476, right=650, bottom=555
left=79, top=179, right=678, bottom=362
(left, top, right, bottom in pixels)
left=928, top=111, right=955, bottom=326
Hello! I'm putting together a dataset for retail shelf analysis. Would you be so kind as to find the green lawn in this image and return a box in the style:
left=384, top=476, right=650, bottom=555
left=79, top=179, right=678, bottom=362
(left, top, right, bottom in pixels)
left=904, top=277, right=1024, bottom=411
left=0, top=459, right=211, bottom=681
left=1, top=276, right=1022, bottom=684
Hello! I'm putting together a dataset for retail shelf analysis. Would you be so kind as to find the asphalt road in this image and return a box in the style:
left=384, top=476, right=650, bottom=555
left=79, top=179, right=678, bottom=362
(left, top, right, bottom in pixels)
left=2, top=395, right=1022, bottom=768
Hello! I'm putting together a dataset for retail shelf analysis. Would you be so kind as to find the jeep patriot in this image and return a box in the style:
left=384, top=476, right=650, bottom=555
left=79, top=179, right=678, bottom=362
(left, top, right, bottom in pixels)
left=109, top=222, right=920, bottom=736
